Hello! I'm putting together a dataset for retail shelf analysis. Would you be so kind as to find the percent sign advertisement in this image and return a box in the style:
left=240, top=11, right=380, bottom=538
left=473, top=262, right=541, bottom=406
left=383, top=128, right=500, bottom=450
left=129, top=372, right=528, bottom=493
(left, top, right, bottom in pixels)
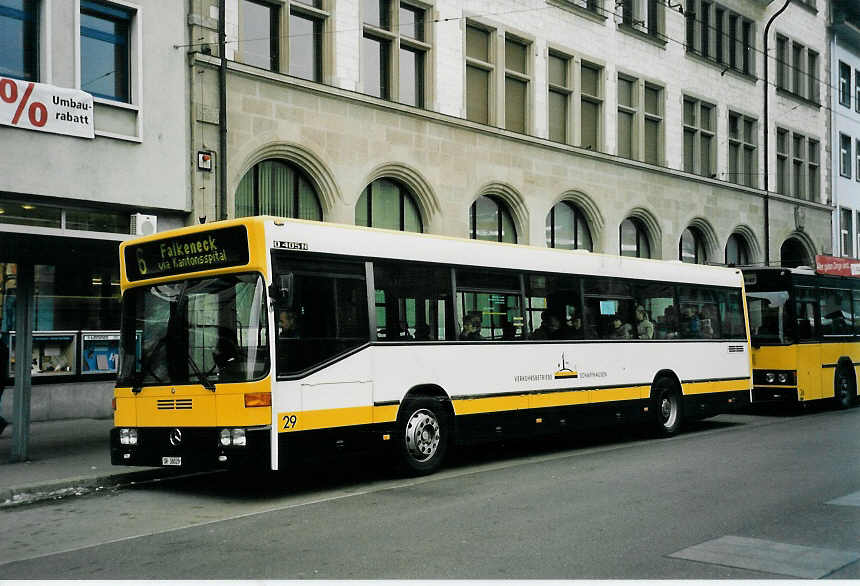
left=0, top=76, right=94, bottom=139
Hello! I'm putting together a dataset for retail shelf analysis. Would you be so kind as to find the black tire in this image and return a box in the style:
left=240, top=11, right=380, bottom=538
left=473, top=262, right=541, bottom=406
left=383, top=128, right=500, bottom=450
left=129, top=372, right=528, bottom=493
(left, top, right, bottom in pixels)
left=396, top=398, right=449, bottom=475
left=651, top=376, right=683, bottom=436
left=834, top=368, right=856, bottom=410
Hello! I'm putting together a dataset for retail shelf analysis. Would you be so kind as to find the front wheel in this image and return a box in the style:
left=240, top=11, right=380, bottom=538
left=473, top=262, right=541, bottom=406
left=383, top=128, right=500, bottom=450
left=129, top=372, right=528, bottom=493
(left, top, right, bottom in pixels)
left=396, top=398, right=449, bottom=475
left=835, top=369, right=856, bottom=410
left=652, top=377, right=683, bottom=436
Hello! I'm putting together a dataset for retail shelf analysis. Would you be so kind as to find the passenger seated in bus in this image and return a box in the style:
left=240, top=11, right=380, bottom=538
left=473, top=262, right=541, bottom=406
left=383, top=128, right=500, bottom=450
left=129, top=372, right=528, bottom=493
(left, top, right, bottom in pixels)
left=414, top=323, right=431, bottom=341
left=501, top=319, right=517, bottom=340
left=567, top=316, right=583, bottom=339
left=699, top=305, right=717, bottom=338
left=278, top=309, right=299, bottom=338
left=608, top=317, right=632, bottom=339
left=532, top=311, right=562, bottom=339
left=656, top=305, right=678, bottom=339
left=634, top=305, right=654, bottom=339
left=460, top=311, right=483, bottom=340
left=679, top=306, right=701, bottom=338
left=399, top=320, right=413, bottom=340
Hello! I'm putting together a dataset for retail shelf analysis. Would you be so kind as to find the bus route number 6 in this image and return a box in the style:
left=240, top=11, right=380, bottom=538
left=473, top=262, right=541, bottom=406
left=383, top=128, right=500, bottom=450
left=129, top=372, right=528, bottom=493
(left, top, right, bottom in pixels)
left=281, top=414, right=298, bottom=431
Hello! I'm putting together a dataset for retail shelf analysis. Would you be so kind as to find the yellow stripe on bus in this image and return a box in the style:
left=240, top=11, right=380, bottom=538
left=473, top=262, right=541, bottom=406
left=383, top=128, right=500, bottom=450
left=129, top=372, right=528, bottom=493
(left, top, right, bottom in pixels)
left=279, top=379, right=749, bottom=434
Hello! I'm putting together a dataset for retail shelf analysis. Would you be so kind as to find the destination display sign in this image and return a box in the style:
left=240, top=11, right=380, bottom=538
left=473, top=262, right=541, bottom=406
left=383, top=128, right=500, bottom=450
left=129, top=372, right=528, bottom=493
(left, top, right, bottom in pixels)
left=124, top=225, right=250, bottom=282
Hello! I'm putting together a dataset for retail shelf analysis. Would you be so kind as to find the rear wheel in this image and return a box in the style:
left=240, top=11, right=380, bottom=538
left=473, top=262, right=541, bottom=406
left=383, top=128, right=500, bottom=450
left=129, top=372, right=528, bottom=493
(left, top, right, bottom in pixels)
left=652, top=377, right=683, bottom=436
left=396, top=398, right=449, bottom=475
left=835, top=368, right=856, bottom=410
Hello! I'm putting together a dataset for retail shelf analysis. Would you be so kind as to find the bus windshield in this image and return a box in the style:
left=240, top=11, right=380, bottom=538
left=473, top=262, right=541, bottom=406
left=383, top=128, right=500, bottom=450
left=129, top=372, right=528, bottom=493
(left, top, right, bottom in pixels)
left=118, top=273, right=269, bottom=388
left=746, top=290, right=790, bottom=345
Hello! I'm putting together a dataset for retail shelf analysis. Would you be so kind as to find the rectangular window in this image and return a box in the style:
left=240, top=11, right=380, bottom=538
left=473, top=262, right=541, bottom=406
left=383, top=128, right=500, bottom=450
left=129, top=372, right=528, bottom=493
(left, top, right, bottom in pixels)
left=456, top=268, right=524, bottom=341
left=374, top=263, right=451, bottom=341
left=362, top=35, right=390, bottom=99
left=857, top=139, right=860, bottom=182
left=504, top=37, right=529, bottom=134
left=643, top=84, right=661, bottom=165
left=238, top=0, right=278, bottom=72
left=289, top=9, right=323, bottom=82
left=465, top=24, right=492, bottom=125
left=547, top=52, right=570, bottom=144
left=0, top=0, right=38, bottom=81
left=686, top=1, right=751, bottom=76
left=776, top=35, right=788, bottom=90
left=273, top=256, right=369, bottom=375
left=856, top=70, right=860, bottom=114
left=363, top=0, right=429, bottom=107
left=841, top=209, right=853, bottom=258
left=80, top=0, right=133, bottom=102
left=791, top=42, right=803, bottom=96
left=700, top=2, right=710, bottom=59
left=583, top=278, right=633, bottom=340
left=741, top=21, right=752, bottom=75
left=808, top=139, right=819, bottom=200
left=856, top=211, right=860, bottom=258
left=819, top=288, right=853, bottom=336
left=525, top=274, right=582, bottom=340
left=714, top=8, right=723, bottom=64
left=840, top=62, right=851, bottom=107
left=580, top=61, right=602, bottom=151
left=728, top=14, right=737, bottom=68
left=776, top=128, right=788, bottom=195
left=728, top=112, right=757, bottom=188
left=841, top=134, right=852, bottom=178
left=792, top=133, right=805, bottom=199
left=806, top=50, right=818, bottom=102
left=683, top=97, right=714, bottom=177
left=617, top=76, right=636, bottom=160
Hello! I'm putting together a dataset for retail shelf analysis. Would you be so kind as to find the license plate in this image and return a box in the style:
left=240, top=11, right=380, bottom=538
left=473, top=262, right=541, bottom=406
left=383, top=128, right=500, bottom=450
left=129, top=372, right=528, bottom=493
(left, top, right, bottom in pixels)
left=162, top=456, right=181, bottom=466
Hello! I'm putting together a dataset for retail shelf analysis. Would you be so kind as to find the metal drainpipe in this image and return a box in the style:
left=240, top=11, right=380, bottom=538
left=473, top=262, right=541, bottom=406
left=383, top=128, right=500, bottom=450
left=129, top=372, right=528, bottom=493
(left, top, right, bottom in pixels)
left=762, top=0, right=792, bottom=267
left=218, top=0, right=228, bottom=221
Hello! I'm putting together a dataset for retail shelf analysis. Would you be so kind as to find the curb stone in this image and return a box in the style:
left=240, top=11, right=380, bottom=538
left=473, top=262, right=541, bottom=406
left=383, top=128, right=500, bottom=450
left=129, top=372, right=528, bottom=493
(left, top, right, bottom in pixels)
left=0, top=468, right=185, bottom=509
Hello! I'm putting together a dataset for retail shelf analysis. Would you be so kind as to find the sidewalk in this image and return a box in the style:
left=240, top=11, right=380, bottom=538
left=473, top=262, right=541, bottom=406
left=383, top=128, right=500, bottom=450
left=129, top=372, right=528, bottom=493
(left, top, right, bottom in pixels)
left=0, top=418, right=176, bottom=508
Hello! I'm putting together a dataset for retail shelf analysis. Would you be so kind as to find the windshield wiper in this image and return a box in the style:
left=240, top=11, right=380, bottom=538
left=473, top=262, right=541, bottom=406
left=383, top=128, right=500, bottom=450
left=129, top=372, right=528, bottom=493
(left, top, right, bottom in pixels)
left=186, top=352, right=216, bottom=392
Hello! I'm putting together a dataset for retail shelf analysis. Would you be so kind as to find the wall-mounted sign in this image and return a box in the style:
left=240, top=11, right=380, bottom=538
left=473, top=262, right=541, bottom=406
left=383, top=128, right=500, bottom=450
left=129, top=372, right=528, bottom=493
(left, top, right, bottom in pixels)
left=0, top=76, right=94, bottom=139
left=815, top=254, right=860, bottom=277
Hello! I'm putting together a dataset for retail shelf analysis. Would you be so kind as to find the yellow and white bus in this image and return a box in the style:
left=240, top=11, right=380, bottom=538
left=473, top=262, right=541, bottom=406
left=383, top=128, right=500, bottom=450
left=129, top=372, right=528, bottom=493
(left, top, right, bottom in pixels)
left=111, top=216, right=751, bottom=474
left=744, top=267, right=860, bottom=408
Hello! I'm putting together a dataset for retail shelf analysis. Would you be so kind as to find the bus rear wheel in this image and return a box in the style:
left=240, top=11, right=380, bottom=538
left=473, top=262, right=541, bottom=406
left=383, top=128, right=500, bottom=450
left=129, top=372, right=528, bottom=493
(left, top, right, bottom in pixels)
left=835, top=369, right=856, bottom=410
left=651, top=377, right=683, bottom=436
left=396, top=398, right=449, bottom=475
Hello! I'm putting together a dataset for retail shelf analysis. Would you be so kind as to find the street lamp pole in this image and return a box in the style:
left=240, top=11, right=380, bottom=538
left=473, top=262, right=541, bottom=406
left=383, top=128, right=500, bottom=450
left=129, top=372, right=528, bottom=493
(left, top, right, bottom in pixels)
left=762, top=0, right=792, bottom=267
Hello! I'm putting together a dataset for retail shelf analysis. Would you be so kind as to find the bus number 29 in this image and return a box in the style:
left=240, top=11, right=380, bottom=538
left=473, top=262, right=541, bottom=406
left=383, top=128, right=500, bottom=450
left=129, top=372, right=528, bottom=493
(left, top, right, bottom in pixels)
left=281, top=414, right=298, bottom=430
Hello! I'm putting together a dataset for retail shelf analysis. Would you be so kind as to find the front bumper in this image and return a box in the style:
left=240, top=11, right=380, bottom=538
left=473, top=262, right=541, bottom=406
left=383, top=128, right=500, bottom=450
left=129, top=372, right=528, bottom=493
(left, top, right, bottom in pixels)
left=751, top=387, right=798, bottom=403
left=110, top=426, right=270, bottom=470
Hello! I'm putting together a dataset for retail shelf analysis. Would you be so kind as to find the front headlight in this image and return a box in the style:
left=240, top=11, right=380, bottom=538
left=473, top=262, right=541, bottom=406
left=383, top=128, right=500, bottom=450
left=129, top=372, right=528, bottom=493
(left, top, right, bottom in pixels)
left=120, top=428, right=138, bottom=445
left=219, top=428, right=232, bottom=446
left=231, top=428, right=246, bottom=447
left=777, top=373, right=788, bottom=383
left=765, top=373, right=776, bottom=383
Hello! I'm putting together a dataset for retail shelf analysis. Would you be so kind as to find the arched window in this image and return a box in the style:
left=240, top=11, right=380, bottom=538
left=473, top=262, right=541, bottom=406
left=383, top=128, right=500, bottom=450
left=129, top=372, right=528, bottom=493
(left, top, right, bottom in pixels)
left=235, top=159, right=322, bottom=220
left=780, top=237, right=811, bottom=268
left=546, top=202, right=593, bottom=251
left=725, top=233, right=750, bottom=265
left=620, top=217, right=650, bottom=258
left=469, top=195, right=517, bottom=243
left=355, top=178, right=423, bottom=232
left=679, top=227, right=706, bottom=264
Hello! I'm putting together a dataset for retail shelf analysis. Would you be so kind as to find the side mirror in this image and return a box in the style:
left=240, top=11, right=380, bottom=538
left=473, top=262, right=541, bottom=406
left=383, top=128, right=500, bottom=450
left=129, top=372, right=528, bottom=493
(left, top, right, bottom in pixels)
left=269, top=273, right=294, bottom=306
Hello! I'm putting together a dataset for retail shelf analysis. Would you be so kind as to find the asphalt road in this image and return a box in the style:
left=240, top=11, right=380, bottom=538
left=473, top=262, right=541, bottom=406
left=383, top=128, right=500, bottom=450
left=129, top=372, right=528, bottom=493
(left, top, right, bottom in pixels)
left=1, top=407, right=859, bottom=579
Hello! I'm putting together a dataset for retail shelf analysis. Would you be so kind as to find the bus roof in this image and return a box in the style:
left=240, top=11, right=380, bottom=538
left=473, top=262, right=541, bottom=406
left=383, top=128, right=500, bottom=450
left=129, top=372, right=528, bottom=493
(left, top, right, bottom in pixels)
left=121, top=216, right=744, bottom=290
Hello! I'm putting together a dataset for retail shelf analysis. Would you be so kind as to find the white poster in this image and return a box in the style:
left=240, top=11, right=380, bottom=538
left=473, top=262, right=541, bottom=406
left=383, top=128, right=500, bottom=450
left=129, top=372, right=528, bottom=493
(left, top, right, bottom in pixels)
left=0, top=76, right=95, bottom=139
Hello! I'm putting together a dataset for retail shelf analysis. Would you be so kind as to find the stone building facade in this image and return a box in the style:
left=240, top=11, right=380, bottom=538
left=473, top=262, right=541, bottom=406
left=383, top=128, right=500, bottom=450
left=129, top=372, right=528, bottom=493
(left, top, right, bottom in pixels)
left=189, top=0, right=832, bottom=267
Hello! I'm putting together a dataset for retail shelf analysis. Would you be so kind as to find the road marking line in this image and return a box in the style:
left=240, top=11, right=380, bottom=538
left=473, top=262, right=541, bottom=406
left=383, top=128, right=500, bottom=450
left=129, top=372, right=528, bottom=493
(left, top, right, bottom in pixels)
left=827, top=490, right=860, bottom=507
left=669, top=535, right=860, bottom=578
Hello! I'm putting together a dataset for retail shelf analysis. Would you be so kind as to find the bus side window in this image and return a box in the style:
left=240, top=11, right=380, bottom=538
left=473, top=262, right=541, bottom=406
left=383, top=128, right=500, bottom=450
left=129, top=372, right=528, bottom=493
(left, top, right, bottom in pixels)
left=373, top=263, right=453, bottom=341
left=794, top=287, right=819, bottom=341
left=583, top=278, right=633, bottom=340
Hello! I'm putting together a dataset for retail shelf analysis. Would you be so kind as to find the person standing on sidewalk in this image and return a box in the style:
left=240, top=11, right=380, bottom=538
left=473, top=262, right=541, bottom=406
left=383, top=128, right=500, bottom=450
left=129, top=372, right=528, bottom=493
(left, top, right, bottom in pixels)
left=0, top=337, right=8, bottom=436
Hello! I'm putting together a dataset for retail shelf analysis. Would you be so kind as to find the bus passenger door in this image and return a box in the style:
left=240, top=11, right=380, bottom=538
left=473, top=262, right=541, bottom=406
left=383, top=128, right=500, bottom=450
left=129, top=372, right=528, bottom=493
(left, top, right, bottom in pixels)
left=794, top=287, right=820, bottom=401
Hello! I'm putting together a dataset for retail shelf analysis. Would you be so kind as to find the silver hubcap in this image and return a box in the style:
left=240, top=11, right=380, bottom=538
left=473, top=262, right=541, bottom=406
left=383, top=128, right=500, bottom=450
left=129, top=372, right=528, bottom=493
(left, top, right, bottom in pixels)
left=404, top=408, right=440, bottom=462
left=660, top=394, right=677, bottom=428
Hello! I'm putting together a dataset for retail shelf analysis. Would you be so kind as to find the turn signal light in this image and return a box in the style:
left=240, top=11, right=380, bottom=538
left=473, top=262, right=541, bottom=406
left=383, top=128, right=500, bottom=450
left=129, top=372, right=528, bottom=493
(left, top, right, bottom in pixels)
left=244, top=392, right=271, bottom=407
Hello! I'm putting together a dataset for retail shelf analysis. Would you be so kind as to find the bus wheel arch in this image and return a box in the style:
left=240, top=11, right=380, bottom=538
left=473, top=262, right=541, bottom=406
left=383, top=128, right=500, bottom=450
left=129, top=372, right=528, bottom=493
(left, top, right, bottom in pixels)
left=834, top=359, right=856, bottom=409
left=395, top=385, right=454, bottom=475
left=649, top=371, right=683, bottom=436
